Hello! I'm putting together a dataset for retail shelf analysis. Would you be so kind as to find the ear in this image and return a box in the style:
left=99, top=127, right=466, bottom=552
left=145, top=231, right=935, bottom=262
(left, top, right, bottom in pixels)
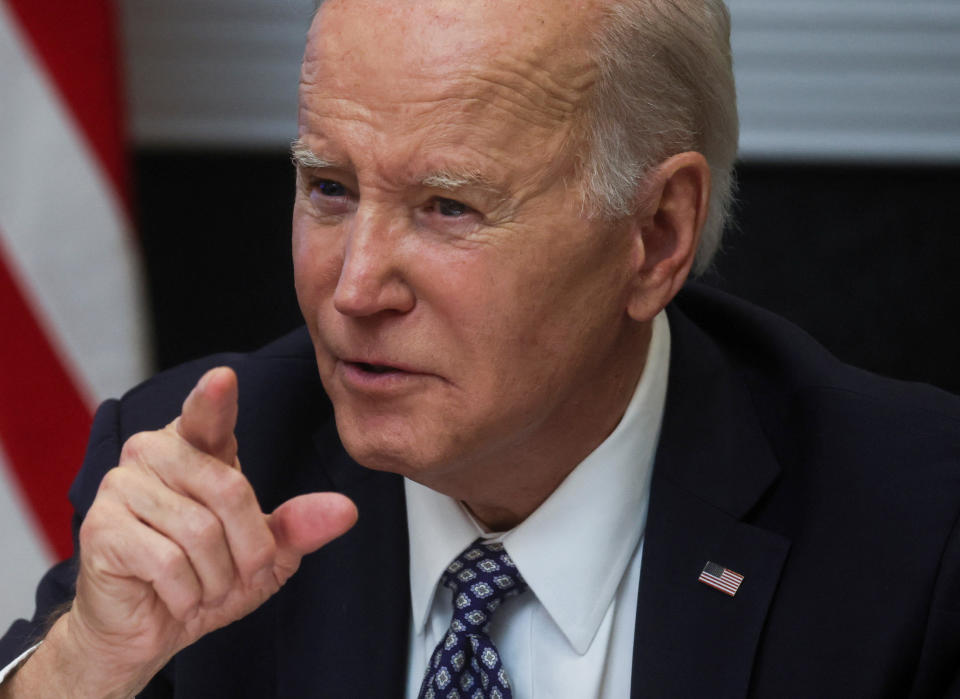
left=625, top=151, right=711, bottom=322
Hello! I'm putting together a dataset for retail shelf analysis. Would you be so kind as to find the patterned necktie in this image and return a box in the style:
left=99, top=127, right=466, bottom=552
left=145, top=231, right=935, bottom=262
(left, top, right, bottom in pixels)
left=418, top=539, right=528, bottom=699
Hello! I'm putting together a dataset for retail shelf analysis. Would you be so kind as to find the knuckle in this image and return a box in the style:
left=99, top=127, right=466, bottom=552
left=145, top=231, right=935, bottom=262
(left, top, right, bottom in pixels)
left=118, top=430, right=166, bottom=468
left=97, top=466, right=125, bottom=494
left=78, top=500, right=118, bottom=550
left=96, top=463, right=151, bottom=511
left=118, top=431, right=149, bottom=462
left=232, top=533, right=276, bottom=580
left=181, top=507, right=221, bottom=548
left=79, top=512, right=136, bottom=578
left=214, top=468, right=254, bottom=510
left=77, top=512, right=99, bottom=551
left=155, top=545, right=187, bottom=581
left=248, top=540, right=278, bottom=574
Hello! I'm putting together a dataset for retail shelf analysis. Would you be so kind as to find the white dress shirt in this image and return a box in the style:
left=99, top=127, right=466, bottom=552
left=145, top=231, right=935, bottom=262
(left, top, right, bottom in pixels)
left=405, top=311, right=671, bottom=698
left=0, top=646, right=33, bottom=685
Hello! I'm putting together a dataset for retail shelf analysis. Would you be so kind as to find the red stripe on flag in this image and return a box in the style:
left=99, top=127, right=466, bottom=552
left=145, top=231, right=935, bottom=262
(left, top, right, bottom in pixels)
left=0, top=236, right=93, bottom=560
left=3, top=0, right=129, bottom=208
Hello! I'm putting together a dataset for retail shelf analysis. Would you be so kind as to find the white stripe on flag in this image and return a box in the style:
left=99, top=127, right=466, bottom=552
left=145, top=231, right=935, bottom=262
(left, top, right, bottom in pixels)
left=0, top=0, right=148, bottom=627
left=0, top=0, right=147, bottom=403
left=712, top=575, right=740, bottom=594
left=0, top=444, right=54, bottom=627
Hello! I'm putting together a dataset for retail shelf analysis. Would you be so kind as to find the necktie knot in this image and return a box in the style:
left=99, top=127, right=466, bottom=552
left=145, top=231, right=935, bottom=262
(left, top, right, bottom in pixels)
left=419, top=539, right=527, bottom=699
left=440, top=541, right=527, bottom=633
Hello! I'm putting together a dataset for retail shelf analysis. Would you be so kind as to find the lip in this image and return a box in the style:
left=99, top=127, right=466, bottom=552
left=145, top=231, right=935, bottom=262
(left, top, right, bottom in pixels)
left=341, top=356, right=422, bottom=374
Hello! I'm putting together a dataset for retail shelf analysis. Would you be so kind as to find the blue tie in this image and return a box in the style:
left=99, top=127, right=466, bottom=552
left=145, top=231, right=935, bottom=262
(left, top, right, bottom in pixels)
left=418, top=539, right=528, bottom=699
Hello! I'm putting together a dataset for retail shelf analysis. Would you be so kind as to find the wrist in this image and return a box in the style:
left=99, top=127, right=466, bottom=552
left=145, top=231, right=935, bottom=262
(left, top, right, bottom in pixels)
left=4, top=613, right=151, bottom=699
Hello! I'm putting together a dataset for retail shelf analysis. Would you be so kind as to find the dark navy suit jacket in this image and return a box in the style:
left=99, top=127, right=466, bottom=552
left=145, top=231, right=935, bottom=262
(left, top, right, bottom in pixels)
left=3, top=284, right=960, bottom=697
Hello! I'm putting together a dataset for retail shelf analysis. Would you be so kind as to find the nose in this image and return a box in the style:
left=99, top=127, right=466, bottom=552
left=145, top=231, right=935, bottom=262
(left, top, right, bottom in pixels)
left=332, top=211, right=416, bottom=317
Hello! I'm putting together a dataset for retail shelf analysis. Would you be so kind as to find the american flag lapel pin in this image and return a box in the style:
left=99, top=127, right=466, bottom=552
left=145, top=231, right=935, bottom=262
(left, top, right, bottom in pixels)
left=698, top=561, right=745, bottom=597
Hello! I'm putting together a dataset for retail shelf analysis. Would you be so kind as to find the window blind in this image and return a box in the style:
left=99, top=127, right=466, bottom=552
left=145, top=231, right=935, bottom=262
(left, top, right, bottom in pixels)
left=122, top=0, right=960, bottom=162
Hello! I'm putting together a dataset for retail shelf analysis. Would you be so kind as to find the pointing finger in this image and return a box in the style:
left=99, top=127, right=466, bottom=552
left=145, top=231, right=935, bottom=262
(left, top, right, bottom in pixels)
left=175, top=367, right=239, bottom=466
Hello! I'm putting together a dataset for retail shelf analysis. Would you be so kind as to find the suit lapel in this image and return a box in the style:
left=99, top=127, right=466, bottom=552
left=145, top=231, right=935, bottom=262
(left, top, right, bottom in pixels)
left=630, top=300, right=791, bottom=698
left=630, top=478, right=789, bottom=698
left=275, top=415, right=410, bottom=696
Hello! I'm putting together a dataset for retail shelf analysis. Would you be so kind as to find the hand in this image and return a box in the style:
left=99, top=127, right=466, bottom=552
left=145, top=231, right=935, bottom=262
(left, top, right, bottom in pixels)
left=7, top=367, right=357, bottom=698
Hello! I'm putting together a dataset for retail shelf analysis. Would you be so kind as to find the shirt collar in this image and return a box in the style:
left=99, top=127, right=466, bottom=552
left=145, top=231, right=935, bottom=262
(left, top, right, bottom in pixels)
left=406, top=311, right=671, bottom=654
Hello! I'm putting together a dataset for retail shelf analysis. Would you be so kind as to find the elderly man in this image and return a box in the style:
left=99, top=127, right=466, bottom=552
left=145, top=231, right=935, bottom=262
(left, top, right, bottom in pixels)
left=2, top=0, right=959, bottom=697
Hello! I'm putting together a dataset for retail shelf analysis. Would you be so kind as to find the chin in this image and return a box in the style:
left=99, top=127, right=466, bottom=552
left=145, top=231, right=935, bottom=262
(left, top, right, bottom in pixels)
left=334, top=412, right=434, bottom=478
left=343, top=441, right=417, bottom=476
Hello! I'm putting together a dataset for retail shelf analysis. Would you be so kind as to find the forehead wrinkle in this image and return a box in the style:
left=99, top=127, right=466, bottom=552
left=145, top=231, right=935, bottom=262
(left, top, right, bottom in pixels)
left=304, top=26, right=595, bottom=134
left=298, top=92, right=379, bottom=125
left=472, top=56, right=597, bottom=120
left=422, top=69, right=593, bottom=138
left=457, top=80, right=570, bottom=131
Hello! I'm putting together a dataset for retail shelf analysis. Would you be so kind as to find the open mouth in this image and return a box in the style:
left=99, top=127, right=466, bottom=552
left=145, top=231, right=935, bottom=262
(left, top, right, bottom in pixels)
left=354, top=362, right=399, bottom=374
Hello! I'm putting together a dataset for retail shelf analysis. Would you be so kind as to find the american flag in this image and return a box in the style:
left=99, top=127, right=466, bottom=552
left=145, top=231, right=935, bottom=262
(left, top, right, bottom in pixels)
left=0, top=0, right=147, bottom=627
left=698, top=561, right=745, bottom=597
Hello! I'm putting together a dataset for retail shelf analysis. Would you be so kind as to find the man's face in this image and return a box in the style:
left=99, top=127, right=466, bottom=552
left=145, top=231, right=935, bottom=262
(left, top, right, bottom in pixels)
left=293, top=0, right=644, bottom=490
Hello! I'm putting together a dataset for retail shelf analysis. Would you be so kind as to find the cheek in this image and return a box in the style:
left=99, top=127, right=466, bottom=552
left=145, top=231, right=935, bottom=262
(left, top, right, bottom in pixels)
left=448, top=276, right=559, bottom=405
left=482, top=241, right=631, bottom=381
left=291, top=218, right=344, bottom=318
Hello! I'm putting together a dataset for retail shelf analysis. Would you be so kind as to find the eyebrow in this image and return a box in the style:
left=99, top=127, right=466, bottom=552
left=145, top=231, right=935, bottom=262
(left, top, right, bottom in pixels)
left=420, top=170, right=493, bottom=191
left=290, top=138, right=505, bottom=199
left=290, top=138, right=339, bottom=169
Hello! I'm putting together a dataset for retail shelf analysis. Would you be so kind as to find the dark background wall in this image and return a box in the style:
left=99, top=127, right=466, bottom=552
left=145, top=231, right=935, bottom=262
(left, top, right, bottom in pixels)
left=134, top=151, right=960, bottom=394
left=123, top=2, right=960, bottom=394
left=704, top=163, right=960, bottom=394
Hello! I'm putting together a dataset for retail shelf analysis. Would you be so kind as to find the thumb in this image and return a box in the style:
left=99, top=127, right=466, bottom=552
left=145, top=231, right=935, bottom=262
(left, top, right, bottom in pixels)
left=268, top=493, right=358, bottom=582
left=175, top=366, right=239, bottom=465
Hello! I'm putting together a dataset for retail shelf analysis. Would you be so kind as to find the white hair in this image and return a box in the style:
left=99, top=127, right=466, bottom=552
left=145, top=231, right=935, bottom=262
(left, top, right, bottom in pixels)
left=580, top=0, right=739, bottom=275
left=311, top=0, right=739, bottom=274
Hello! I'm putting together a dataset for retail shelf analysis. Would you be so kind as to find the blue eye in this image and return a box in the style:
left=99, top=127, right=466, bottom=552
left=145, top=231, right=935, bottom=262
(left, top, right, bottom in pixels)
left=435, top=198, right=469, bottom=217
left=316, top=179, right=347, bottom=197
